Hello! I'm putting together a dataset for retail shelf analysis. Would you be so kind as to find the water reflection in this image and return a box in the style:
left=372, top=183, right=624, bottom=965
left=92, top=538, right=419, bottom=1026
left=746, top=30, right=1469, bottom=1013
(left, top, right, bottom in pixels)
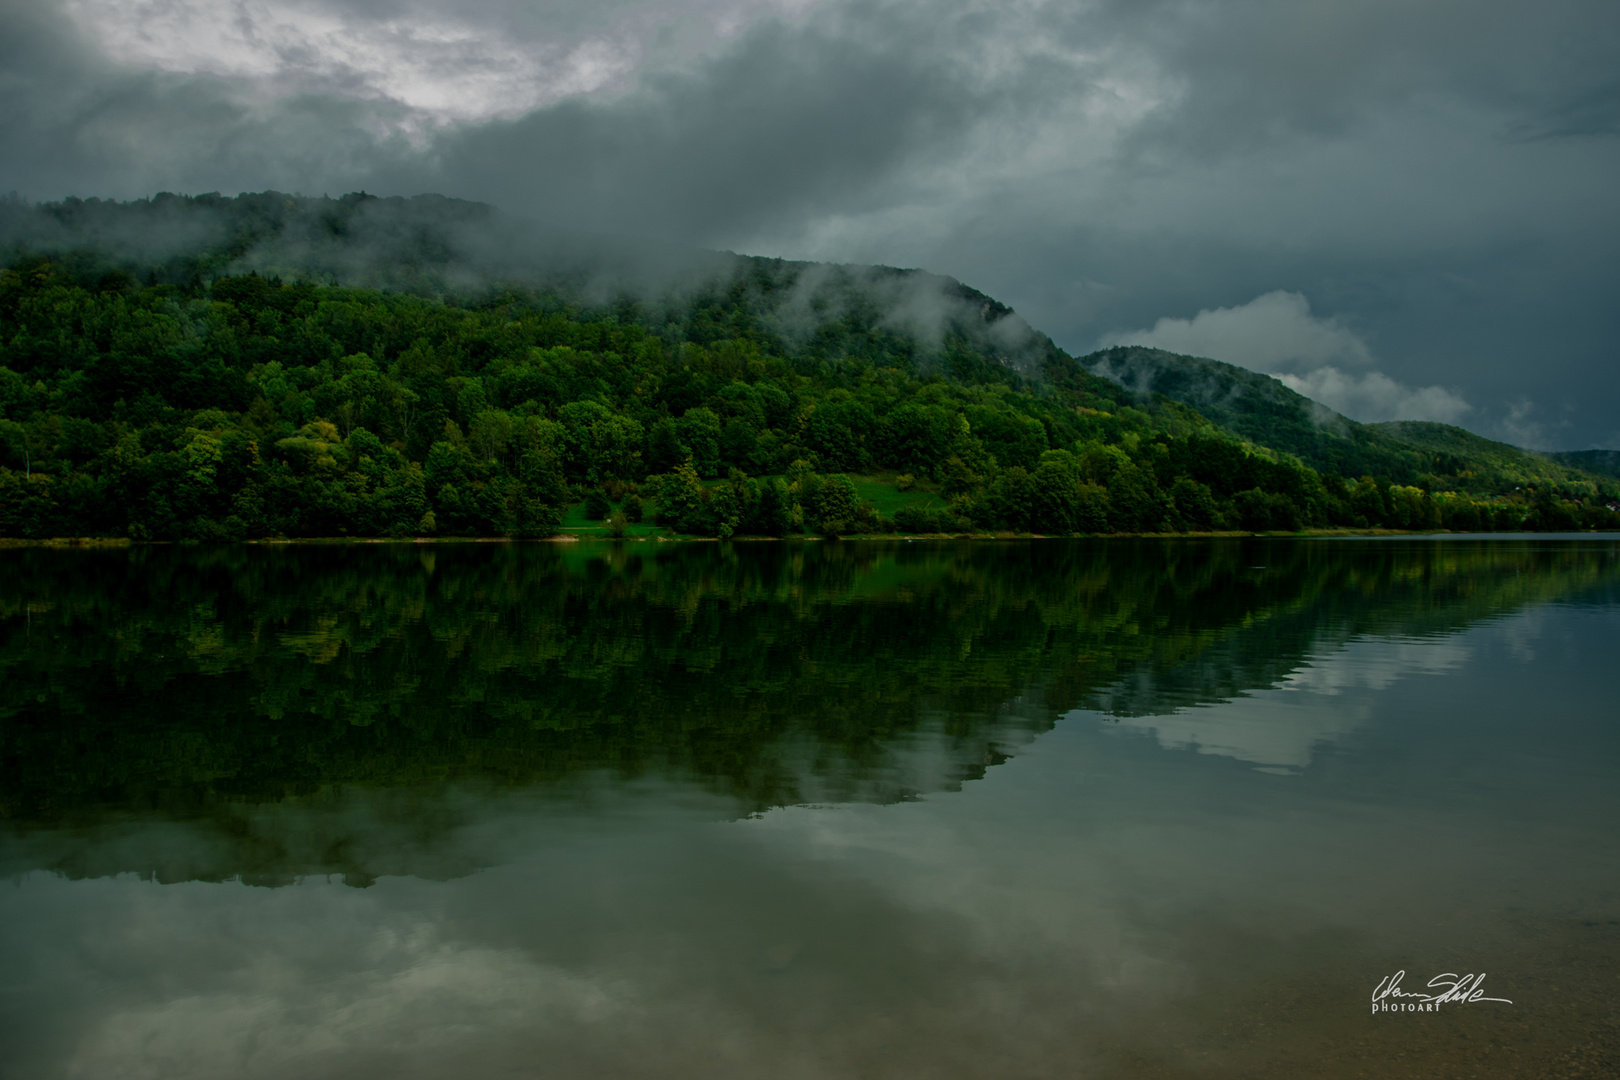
left=1, top=538, right=1617, bottom=881
left=1109, top=635, right=1473, bottom=771
left=1, top=539, right=1618, bottom=1079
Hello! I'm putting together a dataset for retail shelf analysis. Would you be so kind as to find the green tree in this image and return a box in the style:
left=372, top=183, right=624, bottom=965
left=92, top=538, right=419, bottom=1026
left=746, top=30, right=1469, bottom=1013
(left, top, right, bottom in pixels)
left=658, top=461, right=710, bottom=534
left=756, top=478, right=793, bottom=536
left=1169, top=477, right=1220, bottom=532
left=584, top=488, right=612, bottom=520
left=647, top=419, right=686, bottom=474
left=813, top=474, right=861, bottom=536
left=675, top=408, right=722, bottom=477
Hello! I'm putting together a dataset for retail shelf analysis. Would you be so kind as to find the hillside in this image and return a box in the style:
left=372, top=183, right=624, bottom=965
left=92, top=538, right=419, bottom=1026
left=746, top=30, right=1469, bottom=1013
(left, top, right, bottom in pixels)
left=1547, top=449, right=1620, bottom=481
left=0, top=189, right=691, bottom=299
left=0, top=191, right=1615, bottom=540
left=1080, top=346, right=1613, bottom=498
left=1369, top=421, right=1605, bottom=491
left=1079, top=346, right=1409, bottom=474
left=0, top=190, right=1065, bottom=382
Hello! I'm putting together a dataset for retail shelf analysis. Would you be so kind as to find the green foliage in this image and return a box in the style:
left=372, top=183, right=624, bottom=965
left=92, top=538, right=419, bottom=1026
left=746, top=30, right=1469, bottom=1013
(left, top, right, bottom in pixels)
left=1371, top=421, right=1606, bottom=493
left=583, top=488, right=612, bottom=521
left=757, top=479, right=792, bottom=536
left=1169, top=477, right=1220, bottom=531
left=1547, top=449, right=1620, bottom=481
left=812, top=474, right=864, bottom=536
left=0, top=195, right=1614, bottom=540
left=1083, top=346, right=1616, bottom=501
left=655, top=461, right=709, bottom=533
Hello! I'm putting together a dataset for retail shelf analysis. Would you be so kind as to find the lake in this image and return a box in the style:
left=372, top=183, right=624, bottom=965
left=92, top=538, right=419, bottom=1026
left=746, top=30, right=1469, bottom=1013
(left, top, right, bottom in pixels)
left=1, top=537, right=1617, bottom=1079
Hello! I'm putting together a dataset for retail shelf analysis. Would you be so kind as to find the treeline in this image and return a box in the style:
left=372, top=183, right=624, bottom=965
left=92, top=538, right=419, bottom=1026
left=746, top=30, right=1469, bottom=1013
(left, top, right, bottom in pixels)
left=0, top=256, right=1615, bottom=539
left=642, top=436, right=1620, bottom=537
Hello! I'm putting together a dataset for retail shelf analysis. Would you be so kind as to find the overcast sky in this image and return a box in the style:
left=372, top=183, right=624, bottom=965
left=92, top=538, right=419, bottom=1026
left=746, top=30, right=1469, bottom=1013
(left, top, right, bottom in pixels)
left=3, top=0, right=1617, bottom=448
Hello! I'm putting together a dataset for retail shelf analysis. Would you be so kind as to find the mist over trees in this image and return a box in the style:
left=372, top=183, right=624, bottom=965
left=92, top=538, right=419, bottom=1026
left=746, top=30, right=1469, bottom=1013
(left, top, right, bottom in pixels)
left=0, top=191, right=1615, bottom=540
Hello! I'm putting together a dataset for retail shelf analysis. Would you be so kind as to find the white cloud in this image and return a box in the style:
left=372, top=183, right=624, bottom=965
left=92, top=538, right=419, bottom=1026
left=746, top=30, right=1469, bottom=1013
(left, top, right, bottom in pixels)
left=1274, top=366, right=1472, bottom=425
left=1104, top=290, right=1374, bottom=371
left=53, top=0, right=805, bottom=130
left=1495, top=397, right=1552, bottom=449
left=1105, top=636, right=1471, bottom=770
left=1103, top=291, right=1473, bottom=424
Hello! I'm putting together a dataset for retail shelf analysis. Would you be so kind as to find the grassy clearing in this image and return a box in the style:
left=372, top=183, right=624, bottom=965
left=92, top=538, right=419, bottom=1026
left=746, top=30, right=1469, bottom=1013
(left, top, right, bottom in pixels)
left=848, top=476, right=951, bottom=517
left=558, top=500, right=672, bottom=539
left=557, top=474, right=948, bottom=538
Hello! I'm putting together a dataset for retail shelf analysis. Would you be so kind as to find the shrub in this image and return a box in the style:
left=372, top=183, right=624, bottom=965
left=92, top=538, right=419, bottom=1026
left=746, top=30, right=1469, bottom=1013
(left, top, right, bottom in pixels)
left=583, top=488, right=612, bottom=520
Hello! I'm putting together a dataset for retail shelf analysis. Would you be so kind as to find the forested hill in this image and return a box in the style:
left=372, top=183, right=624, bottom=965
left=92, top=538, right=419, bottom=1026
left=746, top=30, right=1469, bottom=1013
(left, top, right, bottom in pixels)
left=0, top=189, right=681, bottom=299
left=0, top=189, right=1064, bottom=371
left=0, top=190, right=1615, bottom=541
left=1368, top=421, right=1611, bottom=488
left=1078, top=346, right=1608, bottom=495
left=1548, top=449, right=1620, bottom=482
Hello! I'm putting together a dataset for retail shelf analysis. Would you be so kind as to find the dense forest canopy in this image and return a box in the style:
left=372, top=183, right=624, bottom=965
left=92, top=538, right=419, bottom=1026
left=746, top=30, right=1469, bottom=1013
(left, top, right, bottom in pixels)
left=1, top=191, right=1615, bottom=540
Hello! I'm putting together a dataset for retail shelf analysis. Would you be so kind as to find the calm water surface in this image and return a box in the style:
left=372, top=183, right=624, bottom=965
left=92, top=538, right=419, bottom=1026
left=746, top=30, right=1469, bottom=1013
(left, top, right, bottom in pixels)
left=1, top=538, right=1617, bottom=1079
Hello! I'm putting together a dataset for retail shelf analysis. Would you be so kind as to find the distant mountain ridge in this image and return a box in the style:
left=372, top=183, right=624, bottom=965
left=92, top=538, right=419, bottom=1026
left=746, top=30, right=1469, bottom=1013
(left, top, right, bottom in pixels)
left=1078, top=346, right=1609, bottom=494
left=1547, top=449, right=1620, bottom=481
left=1369, top=421, right=1609, bottom=488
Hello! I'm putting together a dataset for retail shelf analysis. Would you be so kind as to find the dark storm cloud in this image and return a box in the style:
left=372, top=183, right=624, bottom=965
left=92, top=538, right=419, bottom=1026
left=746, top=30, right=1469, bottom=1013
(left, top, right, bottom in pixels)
left=0, top=0, right=426, bottom=199
left=1, top=0, right=1618, bottom=446
left=1514, top=76, right=1620, bottom=141
left=415, top=10, right=1028, bottom=244
left=1084, top=0, right=1620, bottom=154
left=0, top=0, right=1094, bottom=238
left=851, top=0, right=1620, bottom=446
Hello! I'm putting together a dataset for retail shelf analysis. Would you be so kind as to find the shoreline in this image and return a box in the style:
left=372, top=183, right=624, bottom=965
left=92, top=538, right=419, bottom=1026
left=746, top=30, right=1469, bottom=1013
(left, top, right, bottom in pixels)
left=3, top=528, right=1618, bottom=549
